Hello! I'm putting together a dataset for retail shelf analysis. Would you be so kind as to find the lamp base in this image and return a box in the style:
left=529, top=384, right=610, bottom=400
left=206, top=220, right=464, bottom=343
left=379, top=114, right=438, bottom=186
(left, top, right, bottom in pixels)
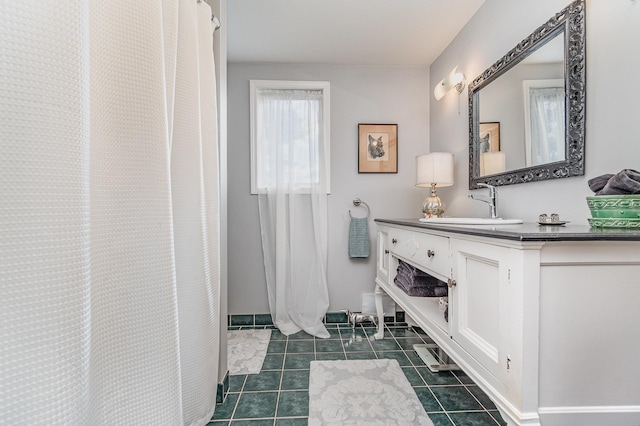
left=422, top=184, right=446, bottom=218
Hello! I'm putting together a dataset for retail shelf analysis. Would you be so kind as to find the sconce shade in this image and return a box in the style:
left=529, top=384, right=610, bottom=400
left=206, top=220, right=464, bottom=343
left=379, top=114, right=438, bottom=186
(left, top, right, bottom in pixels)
left=416, top=152, right=454, bottom=187
left=479, top=151, right=506, bottom=176
left=434, top=66, right=466, bottom=101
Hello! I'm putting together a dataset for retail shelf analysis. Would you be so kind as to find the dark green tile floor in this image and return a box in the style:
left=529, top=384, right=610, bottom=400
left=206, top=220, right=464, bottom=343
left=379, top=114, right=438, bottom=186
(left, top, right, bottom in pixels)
left=209, top=323, right=507, bottom=426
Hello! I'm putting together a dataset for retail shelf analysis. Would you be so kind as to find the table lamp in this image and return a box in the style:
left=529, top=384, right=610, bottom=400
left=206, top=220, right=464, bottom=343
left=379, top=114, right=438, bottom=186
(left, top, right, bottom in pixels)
left=416, top=152, right=454, bottom=218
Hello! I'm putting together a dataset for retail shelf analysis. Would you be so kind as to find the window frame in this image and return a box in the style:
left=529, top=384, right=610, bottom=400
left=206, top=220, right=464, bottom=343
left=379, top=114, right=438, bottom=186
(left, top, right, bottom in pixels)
left=249, top=79, right=331, bottom=194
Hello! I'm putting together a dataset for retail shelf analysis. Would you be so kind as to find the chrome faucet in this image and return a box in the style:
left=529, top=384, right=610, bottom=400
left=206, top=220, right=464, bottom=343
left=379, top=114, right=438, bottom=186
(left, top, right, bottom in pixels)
left=469, top=183, right=498, bottom=219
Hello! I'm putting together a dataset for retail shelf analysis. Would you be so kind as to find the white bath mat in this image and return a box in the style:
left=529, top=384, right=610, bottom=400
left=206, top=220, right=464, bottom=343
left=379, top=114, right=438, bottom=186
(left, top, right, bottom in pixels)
left=309, top=359, right=433, bottom=425
left=227, top=329, right=272, bottom=375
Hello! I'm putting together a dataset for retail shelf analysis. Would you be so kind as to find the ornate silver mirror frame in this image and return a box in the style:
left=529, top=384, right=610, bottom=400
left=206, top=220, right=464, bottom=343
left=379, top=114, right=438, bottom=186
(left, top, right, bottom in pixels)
left=468, top=0, right=586, bottom=189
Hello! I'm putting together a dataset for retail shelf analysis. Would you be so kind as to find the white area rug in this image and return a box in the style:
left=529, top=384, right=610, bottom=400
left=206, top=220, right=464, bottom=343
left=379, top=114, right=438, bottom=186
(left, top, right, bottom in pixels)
left=227, top=329, right=271, bottom=375
left=309, top=359, right=433, bottom=426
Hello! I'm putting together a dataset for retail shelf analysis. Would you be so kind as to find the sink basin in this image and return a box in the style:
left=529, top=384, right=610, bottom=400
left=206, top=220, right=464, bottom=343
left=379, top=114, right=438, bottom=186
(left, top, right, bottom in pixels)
left=419, top=217, right=523, bottom=225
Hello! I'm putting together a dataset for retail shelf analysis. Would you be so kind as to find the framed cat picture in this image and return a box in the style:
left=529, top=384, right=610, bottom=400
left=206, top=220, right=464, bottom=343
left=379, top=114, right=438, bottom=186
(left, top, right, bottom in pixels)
left=358, top=123, right=398, bottom=173
left=478, top=122, right=501, bottom=153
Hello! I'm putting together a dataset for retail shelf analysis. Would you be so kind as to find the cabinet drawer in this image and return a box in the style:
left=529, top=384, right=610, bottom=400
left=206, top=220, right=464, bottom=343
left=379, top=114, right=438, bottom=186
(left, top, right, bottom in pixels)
left=388, top=228, right=450, bottom=279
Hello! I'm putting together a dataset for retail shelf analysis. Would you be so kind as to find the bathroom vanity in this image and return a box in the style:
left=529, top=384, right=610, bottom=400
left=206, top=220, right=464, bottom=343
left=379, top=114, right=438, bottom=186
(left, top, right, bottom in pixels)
left=374, top=219, right=640, bottom=426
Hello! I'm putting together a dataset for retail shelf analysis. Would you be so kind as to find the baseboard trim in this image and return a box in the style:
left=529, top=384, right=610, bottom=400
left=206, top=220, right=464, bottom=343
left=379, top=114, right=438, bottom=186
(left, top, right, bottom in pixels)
left=228, top=311, right=407, bottom=327
left=537, top=405, right=640, bottom=426
left=538, top=405, right=640, bottom=414
left=216, top=370, right=229, bottom=404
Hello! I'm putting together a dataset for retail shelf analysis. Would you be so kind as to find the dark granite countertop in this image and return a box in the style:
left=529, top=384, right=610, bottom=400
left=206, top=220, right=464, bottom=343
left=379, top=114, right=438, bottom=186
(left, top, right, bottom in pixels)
left=374, top=218, right=640, bottom=242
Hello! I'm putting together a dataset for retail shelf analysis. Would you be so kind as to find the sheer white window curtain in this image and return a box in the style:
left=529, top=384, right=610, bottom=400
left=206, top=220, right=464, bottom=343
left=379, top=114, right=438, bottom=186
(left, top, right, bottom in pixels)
left=252, top=82, right=331, bottom=338
left=1, top=1, right=220, bottom=425
left=528, top=87, right=565, bottom=166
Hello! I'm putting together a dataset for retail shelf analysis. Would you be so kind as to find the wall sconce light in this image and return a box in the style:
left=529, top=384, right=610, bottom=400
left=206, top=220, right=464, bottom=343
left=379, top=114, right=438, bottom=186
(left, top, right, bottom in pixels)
left=416, top=152, right=454, bottom=218
left=434, top=66, right=466, bottom=100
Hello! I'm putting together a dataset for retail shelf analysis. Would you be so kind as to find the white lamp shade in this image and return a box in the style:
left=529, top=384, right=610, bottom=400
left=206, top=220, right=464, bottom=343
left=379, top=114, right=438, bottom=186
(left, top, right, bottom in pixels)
left=434, top=80, right=448, bottom=101
left=416, top=152, right=454, bottom=188
left=479, top=151, right=506, bottom=176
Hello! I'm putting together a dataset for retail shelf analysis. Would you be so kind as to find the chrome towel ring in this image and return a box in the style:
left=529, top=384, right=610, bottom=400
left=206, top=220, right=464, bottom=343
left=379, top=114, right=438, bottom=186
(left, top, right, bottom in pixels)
left=349, top=198, right=370, bottom=219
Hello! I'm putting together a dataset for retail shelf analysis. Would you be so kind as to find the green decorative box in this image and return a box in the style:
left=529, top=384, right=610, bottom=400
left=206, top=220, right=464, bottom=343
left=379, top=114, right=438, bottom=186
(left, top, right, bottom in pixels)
left=587, top=195, right=640, bottom=227
left=588, top=217, right=640, bottom=228
left=587, top=194, right=640, bottom=218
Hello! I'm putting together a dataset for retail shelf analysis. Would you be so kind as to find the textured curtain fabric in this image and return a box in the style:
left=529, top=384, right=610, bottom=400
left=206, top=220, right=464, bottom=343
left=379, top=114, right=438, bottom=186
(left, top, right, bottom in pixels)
left=529, top=87, right=565, bottom=166
left=0, top=1, right=220, bottom=425
left=172, top=2, right=221, bottom=423
left=256, top=89, right=330, bottom=338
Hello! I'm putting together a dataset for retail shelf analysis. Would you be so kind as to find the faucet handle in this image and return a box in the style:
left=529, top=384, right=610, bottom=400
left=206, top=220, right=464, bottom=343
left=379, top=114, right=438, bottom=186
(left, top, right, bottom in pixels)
left=476, top=183, right=495, bottom=189
left=476, top=183, right=496, bottom=194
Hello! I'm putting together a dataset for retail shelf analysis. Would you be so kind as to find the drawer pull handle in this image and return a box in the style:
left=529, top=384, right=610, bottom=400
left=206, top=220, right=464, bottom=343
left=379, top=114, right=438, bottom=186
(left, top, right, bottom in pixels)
left=384, top=249, right=389, bottom=254
left=427, top=250, right=435, bottom=258
left=391, top=238, right=398, bottom=244
left=447, top=279, right=457, bottom=288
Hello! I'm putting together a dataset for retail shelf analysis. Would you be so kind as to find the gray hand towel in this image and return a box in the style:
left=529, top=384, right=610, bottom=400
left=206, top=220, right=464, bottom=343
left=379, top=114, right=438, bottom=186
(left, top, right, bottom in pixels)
left=397, top=259, right=431, bottom=277
left=596, top=169, right=640, bottom=195
left=588, top=174, right=614, bottom=193
left=394, top=277, right=448, bottom=297
left=348, top=217, right=369, bottom=258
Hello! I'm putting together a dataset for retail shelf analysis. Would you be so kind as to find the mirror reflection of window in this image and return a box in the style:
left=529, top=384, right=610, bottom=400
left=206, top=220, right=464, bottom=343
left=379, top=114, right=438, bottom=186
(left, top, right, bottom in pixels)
left=523, top=79, right=565, bottom=167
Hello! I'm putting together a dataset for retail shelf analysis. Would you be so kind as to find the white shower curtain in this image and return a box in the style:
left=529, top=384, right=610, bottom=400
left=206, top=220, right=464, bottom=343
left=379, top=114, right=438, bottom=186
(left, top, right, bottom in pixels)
left=256, top=89, right=330, bottom=339
left=0, top=1, right=220, bottom=425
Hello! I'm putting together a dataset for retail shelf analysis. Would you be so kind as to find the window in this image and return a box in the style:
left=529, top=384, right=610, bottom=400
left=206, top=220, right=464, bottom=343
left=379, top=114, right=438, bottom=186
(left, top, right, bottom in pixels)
left=250, top=80, right=330, bottom=194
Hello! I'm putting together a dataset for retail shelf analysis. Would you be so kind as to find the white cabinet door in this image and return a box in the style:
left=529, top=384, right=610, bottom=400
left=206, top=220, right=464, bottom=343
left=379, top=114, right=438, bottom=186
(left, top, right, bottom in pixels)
left=450, top=238, right=512, bottom=383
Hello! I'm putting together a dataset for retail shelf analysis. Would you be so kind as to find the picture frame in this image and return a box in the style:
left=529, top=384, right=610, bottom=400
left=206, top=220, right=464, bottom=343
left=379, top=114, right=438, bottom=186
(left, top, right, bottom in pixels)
left=478, top=122, right=501, bottom=153
left=358, top=123, right=398, bottom=173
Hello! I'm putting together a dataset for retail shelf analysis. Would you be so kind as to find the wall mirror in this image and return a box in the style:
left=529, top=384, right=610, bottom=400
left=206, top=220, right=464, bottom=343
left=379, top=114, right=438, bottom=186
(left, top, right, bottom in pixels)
left=468, top=0, right=585, bottom=188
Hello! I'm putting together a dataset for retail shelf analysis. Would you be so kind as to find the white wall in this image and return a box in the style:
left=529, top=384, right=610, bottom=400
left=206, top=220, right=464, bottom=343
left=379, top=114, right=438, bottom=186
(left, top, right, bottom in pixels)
left=227, top=64, right=429, bottom=314
left=430, top=0, right=640, bottom=223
